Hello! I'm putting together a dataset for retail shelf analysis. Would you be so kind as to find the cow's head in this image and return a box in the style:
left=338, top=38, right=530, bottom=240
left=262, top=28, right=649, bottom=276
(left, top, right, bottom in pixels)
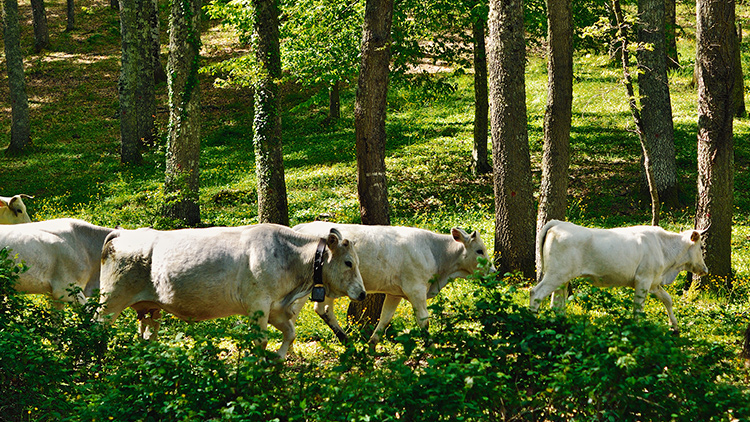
left=322, top=228, right=366, bottom=301
left=0, top=194, right=33, bottom=224
left=451, top=228, right=496, bottom=276
left=684, top=229, right=709, bottom=276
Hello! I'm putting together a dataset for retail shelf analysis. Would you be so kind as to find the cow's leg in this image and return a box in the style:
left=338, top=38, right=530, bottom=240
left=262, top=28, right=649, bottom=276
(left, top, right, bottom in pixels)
left=529, top=276, right=566, bottom=312
left=651, top=285, right=679, bottom=332
left=549, top=282, right=569, bottom=312
left=313, top=297, right=348, bottom=344
left=252, top=313, right=270, bottom=352
left=632, top=278, right=651, bottom=318
left=269, top=311, right=296, bottom=361
left=138, top=309, right=161, bottom=341
left=368, top=295, right=402, bottom=346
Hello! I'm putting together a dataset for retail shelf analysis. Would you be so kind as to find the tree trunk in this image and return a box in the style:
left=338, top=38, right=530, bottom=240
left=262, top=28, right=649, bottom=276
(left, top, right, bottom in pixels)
left=695, top=0, right=735, bottom=280
left=488, top=0, right=535, bottom=278
left=66, top=0, right=74, bottom=31
left=163, top=0, right=202, bottom=226
left=30, top=0, right=49, bottom=52
left=613, top=0, right=661, bottom=226
left=3, top=0, right=31, bottom=156
left=329, top=79, right=341, bottom=119
left=472, top=17, right=492, bottom=176
left=537, top=0, right=572, bottom=233
left=118, top=0, right=156, bottom=164
left=733, top=23, right=745, bottom=117
left=638, top=0, right=679, bottom=209
left=664, top=0, right=678, bottom=69
left=348, top=0, right=394, bottom=325
left=151, top=0, right=167, bottom=84
left=253, top=0, right=289, bottom=226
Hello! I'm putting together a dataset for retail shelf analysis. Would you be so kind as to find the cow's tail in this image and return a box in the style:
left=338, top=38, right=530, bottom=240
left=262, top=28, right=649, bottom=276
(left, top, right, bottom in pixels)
left=536, top=220, right=560, bottom=284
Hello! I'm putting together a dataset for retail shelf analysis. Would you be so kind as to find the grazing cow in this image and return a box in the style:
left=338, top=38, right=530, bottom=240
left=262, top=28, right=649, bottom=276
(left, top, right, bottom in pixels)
left=98, top=224, right=366, bottom=360
left=293, top=221, right=495, bottom=345
left=0, top=218, right=115, bottom=305
left=0, top=194, right=33, bottom=224
left=530, top=220, right=709, bottom=330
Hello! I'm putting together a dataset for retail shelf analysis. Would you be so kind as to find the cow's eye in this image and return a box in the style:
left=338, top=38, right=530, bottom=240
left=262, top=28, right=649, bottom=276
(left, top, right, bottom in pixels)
left=345, top=261, right=353, bottom=268
left=477, top=250, right=484, bottom=255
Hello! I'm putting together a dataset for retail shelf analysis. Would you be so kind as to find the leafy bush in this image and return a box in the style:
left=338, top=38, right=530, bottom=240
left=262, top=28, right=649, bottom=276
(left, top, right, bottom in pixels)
left=1, top=250, right=748, bottom=421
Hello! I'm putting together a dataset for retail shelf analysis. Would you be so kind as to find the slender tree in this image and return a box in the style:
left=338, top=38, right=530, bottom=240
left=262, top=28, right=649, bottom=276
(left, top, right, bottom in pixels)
left=163, top=0, right=202, bottom=226
left=152, top=0, right=168, bottom=84
left=30, top=0, right=49, bottom=52
left=637, top=0, right=678, bottom=209
left=3, top=0, right=31, bottom=156
left=118, top=0, right=156, bottom=164
left=536, top=0, right=572, bottom=233
left=66, top=0, right=75, bottom=31
left=733, top=23, right=745, bottom=117
left=695, top=0, right=735, bottom=279
left=488, top=0, right=535, bottom=278
left=471, top=14, right=492, bottom=176
left=347, top=0, right=394, bottom=326
left=664, top=0, right=678, bottom=69
left=612, top=0, right=661, bottom=225
left=253, top=0, right=289, bottom=225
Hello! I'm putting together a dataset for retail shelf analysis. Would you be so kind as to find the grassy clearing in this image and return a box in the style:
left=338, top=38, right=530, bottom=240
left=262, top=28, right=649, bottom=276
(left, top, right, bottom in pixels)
left=0, top=0, right=749, bottom=387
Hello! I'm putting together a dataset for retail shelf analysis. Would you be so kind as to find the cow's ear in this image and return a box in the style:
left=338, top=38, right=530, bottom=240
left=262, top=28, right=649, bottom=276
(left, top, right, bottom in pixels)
left=451, top=228, right=468, bottom=243
left=327, top=228, right=343, bottom=248
left=471, top=230, right=479, bottom=241
left=690, top=231, right=701, bottom=243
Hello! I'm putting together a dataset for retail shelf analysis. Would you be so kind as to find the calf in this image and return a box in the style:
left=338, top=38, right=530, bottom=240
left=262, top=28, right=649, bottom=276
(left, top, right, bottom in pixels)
left=530, top=220, right=709, bottom=330
left=0, top=218, right=115, bottom=305
left=293, top=221, right=495, bottom=345
left=0, top=194, right=33, bottom=224
left=98, top=224, right=366, bottom=360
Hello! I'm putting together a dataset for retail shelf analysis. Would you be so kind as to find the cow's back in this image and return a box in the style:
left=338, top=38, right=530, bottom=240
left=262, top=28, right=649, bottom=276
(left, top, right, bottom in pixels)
left=540, top=221, right=659, bottom=287
left=0, top=218, right=114, bottom=297
left=102, top=225, right=313, bottom=321
left=295, top=222, right=445, bottom=291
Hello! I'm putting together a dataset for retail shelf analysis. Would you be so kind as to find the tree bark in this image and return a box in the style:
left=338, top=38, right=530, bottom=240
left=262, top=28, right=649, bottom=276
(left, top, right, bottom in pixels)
left=638, top=0, right=679, bottom=209
left=30, top=0, right=49, bottom=52
left=488, top=0, right=535, bottom=278
left=695, top=0, right=735, bottom=280
left=664, top=0, right=678, bottom=69
left=118, top=0, right=156, bottom=164
left=537, top=0, right=572, bottom=233
left=253, top=0, right=289, bottom=226
left=472, top=17, right=492, bottom=176
left=163, top=0, right=202, bottom=226
left=3, top=0, right=31, bottom=156
left=348, top=0, right=394, bottom=326
left=66, top=0, right=74, bottom=31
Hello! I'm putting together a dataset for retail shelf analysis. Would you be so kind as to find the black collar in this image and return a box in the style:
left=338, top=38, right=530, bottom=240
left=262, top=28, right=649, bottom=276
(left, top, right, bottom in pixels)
left=313, top=238, right=326, bottom=284
left=311, top=238, right=327, bottom=302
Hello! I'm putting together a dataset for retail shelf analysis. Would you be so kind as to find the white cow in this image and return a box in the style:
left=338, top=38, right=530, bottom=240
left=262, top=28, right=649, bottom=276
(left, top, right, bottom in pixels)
left=0, top=218, right=115, bottom=305
left=530, top=220, right=709, bottom=330
left=0, top=194, right=33, bottom=224
left=98, top=224, right=366, bottom=360
left=293, top=221, right=495, bottom=345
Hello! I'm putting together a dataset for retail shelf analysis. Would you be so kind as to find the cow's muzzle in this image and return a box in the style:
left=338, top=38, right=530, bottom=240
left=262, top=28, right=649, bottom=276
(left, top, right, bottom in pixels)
left=355, top=291, right=366, bottom=302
